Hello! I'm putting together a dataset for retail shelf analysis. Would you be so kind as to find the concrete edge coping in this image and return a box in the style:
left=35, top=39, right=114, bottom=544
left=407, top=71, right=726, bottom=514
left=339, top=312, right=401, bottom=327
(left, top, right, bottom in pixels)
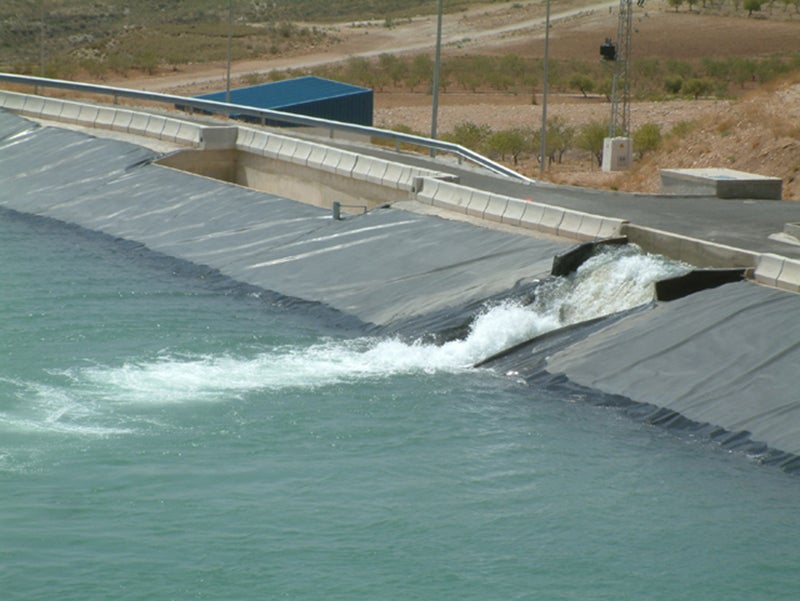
left=624, top=224, right=760, bottom=270
left=0, top=90, right=27, bottom=112
left=3, top=93, right=205, bottom=146
left=755, top=254, right=800, bottom=292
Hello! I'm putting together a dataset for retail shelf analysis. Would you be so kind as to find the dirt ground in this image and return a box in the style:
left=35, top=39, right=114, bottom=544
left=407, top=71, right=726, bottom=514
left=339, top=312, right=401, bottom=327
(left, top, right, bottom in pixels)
left=116, top=0, right=800, bottom=199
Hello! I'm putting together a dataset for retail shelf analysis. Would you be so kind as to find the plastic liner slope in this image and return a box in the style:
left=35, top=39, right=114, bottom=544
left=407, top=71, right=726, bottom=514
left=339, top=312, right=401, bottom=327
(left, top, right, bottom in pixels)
left=0, top=114, right=567, bottom=330
left=539, top=281, right=800, bottom=457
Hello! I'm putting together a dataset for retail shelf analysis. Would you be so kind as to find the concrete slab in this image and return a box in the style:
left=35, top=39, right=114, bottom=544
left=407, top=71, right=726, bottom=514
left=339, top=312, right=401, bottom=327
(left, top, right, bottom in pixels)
left=660, top=168, right=783, bottom=200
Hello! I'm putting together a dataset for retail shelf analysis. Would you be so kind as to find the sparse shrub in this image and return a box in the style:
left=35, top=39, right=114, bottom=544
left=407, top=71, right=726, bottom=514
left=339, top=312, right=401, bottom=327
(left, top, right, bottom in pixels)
left=633, top=123, right=662, bottom=158
left=568, top=73, right=595, bottom=98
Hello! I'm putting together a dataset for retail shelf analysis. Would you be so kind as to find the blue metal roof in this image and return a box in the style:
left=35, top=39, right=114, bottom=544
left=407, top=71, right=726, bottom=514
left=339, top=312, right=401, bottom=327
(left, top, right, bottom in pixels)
left=197, top=76, right=370, bottom=109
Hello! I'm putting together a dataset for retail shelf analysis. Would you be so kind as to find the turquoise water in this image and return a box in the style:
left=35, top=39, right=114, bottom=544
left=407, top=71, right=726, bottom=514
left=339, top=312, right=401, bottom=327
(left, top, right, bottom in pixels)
left=3, top=209, right=800, bottom=600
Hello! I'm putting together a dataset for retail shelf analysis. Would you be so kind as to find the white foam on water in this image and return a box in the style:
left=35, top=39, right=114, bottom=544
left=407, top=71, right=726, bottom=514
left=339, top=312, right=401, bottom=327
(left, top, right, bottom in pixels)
left=5, top=245, right=690, bottom=430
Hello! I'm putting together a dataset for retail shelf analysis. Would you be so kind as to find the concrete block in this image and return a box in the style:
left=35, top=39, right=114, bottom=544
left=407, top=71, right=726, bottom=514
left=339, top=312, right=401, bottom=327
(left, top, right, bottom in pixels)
left=37, top=97, right=65, bottom=120
left=306, top=145, right=329, bottom=170
left=320, top=149, right=344, bottom=174
left=22, top=95, right=46, bottom=117
left=538, top=205, right=566, bottom=235
left=335, top=151, right=358, bottom=178
left=501, top=198, right=527, bottom=227
left=290, top=140, right=314, bottom=165
left=175, top=122, right=201, bottom=146
left=277, top=137, right=299, bottom=161
left=199, top=126, right=237, bottom=150
left=519, top=201, right=545, bottom=230
left=76, top=104, right=100, bottom=126
left=59, top=101, right=83, bottom=123
left=381, top=162, right=410, bottom=190
left=144, top=116, right=167, bottom=138
left=111, top=110, right=134, bottom=132
left=482, top=194, right=509, bottom=222
left=754, top=254, right=785, bottom=288
left=575, top=213, right=603, bottom=240
left=128, top=112, right=151, bottom=135
left=466, top=190, right=491, bottom=218
left=433, top=182, right=469, bottom=213
left=598, top=217, right=626, bottom=239
left=415, top=178, right=439, bottom=205
left=364, top=158, right=389, bottom=185
left=557, top=209, right=586, bottom=239
left=259, top=133, right=283, bottom=157
left=660, top=168, right=782, bottom=200
left=94, top=106, right=117, bottom=129
left=777, top=258, right=800, bottom=292
left=236, top=127, right=256, bottom=149
left=0, top=91, right=26, bottom=111
left=160, top=118, right=181, bottom=142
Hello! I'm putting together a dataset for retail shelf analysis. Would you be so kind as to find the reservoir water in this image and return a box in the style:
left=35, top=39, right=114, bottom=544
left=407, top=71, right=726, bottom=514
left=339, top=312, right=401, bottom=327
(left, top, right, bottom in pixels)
left=3, top=208, right=799, bottom=600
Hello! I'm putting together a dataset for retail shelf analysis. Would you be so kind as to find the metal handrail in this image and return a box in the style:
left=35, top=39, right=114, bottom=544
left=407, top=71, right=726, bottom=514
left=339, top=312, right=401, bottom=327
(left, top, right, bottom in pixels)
left=0, top=72, right=534, bottom=184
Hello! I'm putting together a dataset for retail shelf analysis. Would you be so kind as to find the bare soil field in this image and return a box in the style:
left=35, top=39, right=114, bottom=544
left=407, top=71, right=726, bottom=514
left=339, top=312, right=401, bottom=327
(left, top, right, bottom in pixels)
left=117, top=0, right=800, bottom=199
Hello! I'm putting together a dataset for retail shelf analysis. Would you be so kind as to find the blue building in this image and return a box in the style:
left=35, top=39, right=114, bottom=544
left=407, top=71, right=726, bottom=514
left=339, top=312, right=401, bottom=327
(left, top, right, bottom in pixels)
left=196, top=76, right=373, bottom=127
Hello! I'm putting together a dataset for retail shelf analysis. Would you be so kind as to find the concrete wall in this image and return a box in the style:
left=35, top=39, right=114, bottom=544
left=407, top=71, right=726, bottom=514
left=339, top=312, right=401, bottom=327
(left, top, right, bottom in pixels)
left=414, top=177, right=627, bottom=242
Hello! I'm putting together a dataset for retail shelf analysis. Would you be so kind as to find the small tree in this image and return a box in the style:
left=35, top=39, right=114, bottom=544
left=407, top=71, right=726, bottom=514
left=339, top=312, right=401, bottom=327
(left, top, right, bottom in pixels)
left=568, top=73, right=595, bottom=98
left=668, top=0, right=684, bottom=11
left=682, top=77, right=713, bottom=99
left=576, top=121, right=608, bottom=167
left=486, top=128, right=530, bottom=165
left=744, top=0, right=764, bottom=14
left=633, top=123, right=662, bottom=159
left=443, top=122, right=491, bottom=152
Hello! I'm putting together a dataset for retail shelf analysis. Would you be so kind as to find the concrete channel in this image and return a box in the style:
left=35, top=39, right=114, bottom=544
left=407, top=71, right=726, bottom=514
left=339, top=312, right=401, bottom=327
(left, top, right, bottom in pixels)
left=1, top=91, right=800, bottom=470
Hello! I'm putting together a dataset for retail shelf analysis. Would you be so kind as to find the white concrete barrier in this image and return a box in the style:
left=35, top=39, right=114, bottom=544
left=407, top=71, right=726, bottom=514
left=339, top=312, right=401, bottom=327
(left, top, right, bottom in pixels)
left=0, top=91, right=26, bottom=111
left=500, top=198, right=527, bottom=227
left=128, top=112, right=151, bottom=136
left=466, top=190, right=491, bottom=218
left=175, top=122, right=201, bottom=145
left=95, top=106, right=117, bottom=129
left=482, top=194, right=509, bottom=222
left=160, top=118, right=182, bottom=142
left=519, top=202, right=545, bottom=229
left=755, top=254, right=785, bottom=288
left=77, top=104, right=100, bottom=125
left=306, top=145, right=329, bottom=170
left=364, top=157, right=390, bottom=186
left=290, top=140, right=314, bottom=165
left=262, top=134, right=286, bottom=158
left=335, top=151, right=358, bottom=178
left=40, top=97, right=66, bottom=120
left=143, top=115, right=167, bottom=138
left=556, top=210, right=586, bottom=239
left=57, top=100, right=81, bottom=123
left=236, top=127, right=256, bottom=150
left=538, top=205, right=566, bottom=236
left=112, top=110, right=134, bottom=132
left=777, top=258, right=800, bottom=292
left=22, top=95, right=46, bottom=117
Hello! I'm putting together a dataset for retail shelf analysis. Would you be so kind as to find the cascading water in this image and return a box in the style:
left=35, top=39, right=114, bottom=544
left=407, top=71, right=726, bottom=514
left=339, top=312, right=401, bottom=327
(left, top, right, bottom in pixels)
left=44, top=244, right=691, bottom=412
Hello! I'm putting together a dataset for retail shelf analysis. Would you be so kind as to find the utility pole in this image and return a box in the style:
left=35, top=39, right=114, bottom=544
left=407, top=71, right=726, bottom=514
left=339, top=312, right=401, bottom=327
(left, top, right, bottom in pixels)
left=226, top=0, right=233, bottom=103
left=608, top=0, right=633, bottom=138
left=601, top=0, right=635, bottom=172
left=539, top=0, right=550, bottom=179
left=430, top=0, right=444, bottom=156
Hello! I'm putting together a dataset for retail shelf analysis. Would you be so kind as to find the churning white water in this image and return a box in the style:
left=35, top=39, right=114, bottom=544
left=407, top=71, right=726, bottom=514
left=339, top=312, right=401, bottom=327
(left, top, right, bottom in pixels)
left=64, top=245, right=690, bottom=406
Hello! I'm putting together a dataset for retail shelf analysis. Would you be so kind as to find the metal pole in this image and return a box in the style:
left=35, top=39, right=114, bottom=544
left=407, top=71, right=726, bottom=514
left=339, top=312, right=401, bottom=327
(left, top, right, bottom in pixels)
left=430, top=0, right=444, bottom=156
left=539, top=0, right=550, bottom=178
left=226, top=0, right=233, bottom=103
left=40, top=0, right=46, bottom=78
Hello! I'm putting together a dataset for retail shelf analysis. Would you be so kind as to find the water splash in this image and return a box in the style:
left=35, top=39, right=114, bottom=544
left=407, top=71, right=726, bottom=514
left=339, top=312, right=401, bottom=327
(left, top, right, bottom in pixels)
left=6, top=245, right=690, bottom=433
